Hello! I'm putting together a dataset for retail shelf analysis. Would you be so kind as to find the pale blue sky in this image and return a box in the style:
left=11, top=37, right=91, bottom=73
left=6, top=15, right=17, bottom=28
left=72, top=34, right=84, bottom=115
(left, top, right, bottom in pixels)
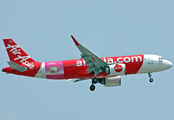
left=0, top=0, right=174, bottom=120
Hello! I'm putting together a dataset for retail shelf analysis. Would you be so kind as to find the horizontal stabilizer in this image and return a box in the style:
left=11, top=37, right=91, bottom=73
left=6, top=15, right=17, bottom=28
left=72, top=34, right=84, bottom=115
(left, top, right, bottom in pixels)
left=7, top=61, right=27, bottom=72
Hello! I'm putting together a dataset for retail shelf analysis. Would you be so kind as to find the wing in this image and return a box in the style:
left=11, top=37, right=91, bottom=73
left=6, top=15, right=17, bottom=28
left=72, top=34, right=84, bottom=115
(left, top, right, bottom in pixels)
left=71, top=35, right=108, bottom=74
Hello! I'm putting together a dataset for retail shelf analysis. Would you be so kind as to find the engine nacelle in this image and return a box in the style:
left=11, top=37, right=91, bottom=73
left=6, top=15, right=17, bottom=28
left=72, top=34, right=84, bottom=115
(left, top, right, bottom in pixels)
left=99, top=76, right=121, bottom=87
left=106, top=64, right=126, bottom=76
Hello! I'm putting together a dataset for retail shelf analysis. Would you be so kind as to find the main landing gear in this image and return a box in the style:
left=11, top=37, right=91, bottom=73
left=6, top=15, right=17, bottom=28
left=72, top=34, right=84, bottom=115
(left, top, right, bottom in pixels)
left=90, top=69, right=100, bottom=91
left=90, top=84, right=95, bottom=91
left=90, top=77, right=98, bottom=91
left=148, top=72, right=153, bottom=83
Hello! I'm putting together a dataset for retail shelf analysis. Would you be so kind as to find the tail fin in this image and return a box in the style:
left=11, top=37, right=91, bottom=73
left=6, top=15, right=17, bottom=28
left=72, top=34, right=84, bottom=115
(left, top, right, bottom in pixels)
left=3, top=39, right=36, bottom=65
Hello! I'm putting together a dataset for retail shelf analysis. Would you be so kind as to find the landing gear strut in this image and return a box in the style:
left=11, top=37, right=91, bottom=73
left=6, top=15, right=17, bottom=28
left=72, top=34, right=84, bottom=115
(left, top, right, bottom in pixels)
left=89, top=69, right=99, bottom=91
left=90, top=77, right=98, bottom=91
left=148, top=72, right=153, bottom=83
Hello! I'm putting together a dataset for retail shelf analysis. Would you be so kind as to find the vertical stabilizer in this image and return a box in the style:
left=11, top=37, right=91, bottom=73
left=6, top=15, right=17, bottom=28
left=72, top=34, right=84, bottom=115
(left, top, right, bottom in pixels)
left=3, top=39, right=36, bottom=66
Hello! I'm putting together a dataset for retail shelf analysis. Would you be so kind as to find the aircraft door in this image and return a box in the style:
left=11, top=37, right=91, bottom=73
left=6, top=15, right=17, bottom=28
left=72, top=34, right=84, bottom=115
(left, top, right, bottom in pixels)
left=148, top=55, right=153, bottom=64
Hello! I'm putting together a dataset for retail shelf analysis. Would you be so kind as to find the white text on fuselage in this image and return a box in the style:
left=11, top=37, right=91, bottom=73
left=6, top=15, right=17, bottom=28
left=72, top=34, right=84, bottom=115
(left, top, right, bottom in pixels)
left=76, top=56, right=143, bottom=66
left=6, top=44, right=34, bottom=69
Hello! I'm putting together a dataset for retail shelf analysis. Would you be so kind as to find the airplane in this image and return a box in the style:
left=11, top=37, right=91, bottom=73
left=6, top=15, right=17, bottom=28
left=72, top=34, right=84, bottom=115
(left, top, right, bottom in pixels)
left=2, top=36, right=173, bottom=91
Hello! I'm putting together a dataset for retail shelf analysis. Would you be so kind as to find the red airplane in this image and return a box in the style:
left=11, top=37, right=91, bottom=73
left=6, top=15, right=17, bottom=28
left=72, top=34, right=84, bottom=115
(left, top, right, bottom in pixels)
left=2, top=36, right=173, bottom=91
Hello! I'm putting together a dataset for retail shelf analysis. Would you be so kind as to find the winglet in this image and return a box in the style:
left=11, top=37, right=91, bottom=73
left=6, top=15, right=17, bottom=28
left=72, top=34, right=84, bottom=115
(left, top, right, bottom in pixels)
left=71, top=35, right=80, bottom=45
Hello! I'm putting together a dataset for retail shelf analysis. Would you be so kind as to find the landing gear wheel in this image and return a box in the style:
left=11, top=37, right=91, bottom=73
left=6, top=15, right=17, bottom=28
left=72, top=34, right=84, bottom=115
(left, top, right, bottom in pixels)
left=148, top=73, right=153, bottom=83
left=90, top=85, right=95, bottom=91
left=149, top=78, right=153, bottom=83
left=92, top=77, right=98, bottom=84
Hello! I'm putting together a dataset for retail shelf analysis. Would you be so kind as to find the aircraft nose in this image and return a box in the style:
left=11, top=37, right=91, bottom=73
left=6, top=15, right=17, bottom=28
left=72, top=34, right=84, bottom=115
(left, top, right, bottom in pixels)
left=166, top=60, right=173, bottom=69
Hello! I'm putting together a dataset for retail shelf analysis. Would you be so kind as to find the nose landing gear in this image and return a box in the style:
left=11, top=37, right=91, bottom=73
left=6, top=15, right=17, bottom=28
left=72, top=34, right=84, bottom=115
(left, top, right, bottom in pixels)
left=148, top=73, right=153, bottom=83
left=149, top=78, right=153, bottom=82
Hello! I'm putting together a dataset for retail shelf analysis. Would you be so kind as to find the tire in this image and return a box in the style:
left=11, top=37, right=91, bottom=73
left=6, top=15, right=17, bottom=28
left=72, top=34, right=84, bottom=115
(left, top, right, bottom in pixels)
left=92, top=77, right=98, bottom=84
left=90, top=85, right=95, bottom=91
left=149, top=78, right=153, bottom=83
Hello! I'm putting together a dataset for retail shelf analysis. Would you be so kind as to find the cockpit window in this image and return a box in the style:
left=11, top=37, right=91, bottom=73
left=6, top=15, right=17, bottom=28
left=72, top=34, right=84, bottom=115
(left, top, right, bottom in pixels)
left=159, top=57, right=164, bottom=60
left=159, top=57, right=163, bottom=65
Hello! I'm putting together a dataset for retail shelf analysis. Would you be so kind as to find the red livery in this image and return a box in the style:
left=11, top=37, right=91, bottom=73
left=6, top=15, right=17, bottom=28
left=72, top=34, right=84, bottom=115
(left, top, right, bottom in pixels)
left=2, top=36, right=172, bottom=91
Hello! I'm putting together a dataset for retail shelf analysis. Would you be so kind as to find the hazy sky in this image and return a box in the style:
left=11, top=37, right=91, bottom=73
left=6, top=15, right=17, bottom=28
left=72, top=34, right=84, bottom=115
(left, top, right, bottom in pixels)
left=0, top=1, right=174, bottom=120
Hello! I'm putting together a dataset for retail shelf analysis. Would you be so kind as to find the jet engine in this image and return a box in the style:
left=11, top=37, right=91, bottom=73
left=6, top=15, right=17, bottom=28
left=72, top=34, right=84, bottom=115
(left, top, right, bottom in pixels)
left=98, top=76, right=121, bottom=87
left=104, top=64, right=126, bottom=76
